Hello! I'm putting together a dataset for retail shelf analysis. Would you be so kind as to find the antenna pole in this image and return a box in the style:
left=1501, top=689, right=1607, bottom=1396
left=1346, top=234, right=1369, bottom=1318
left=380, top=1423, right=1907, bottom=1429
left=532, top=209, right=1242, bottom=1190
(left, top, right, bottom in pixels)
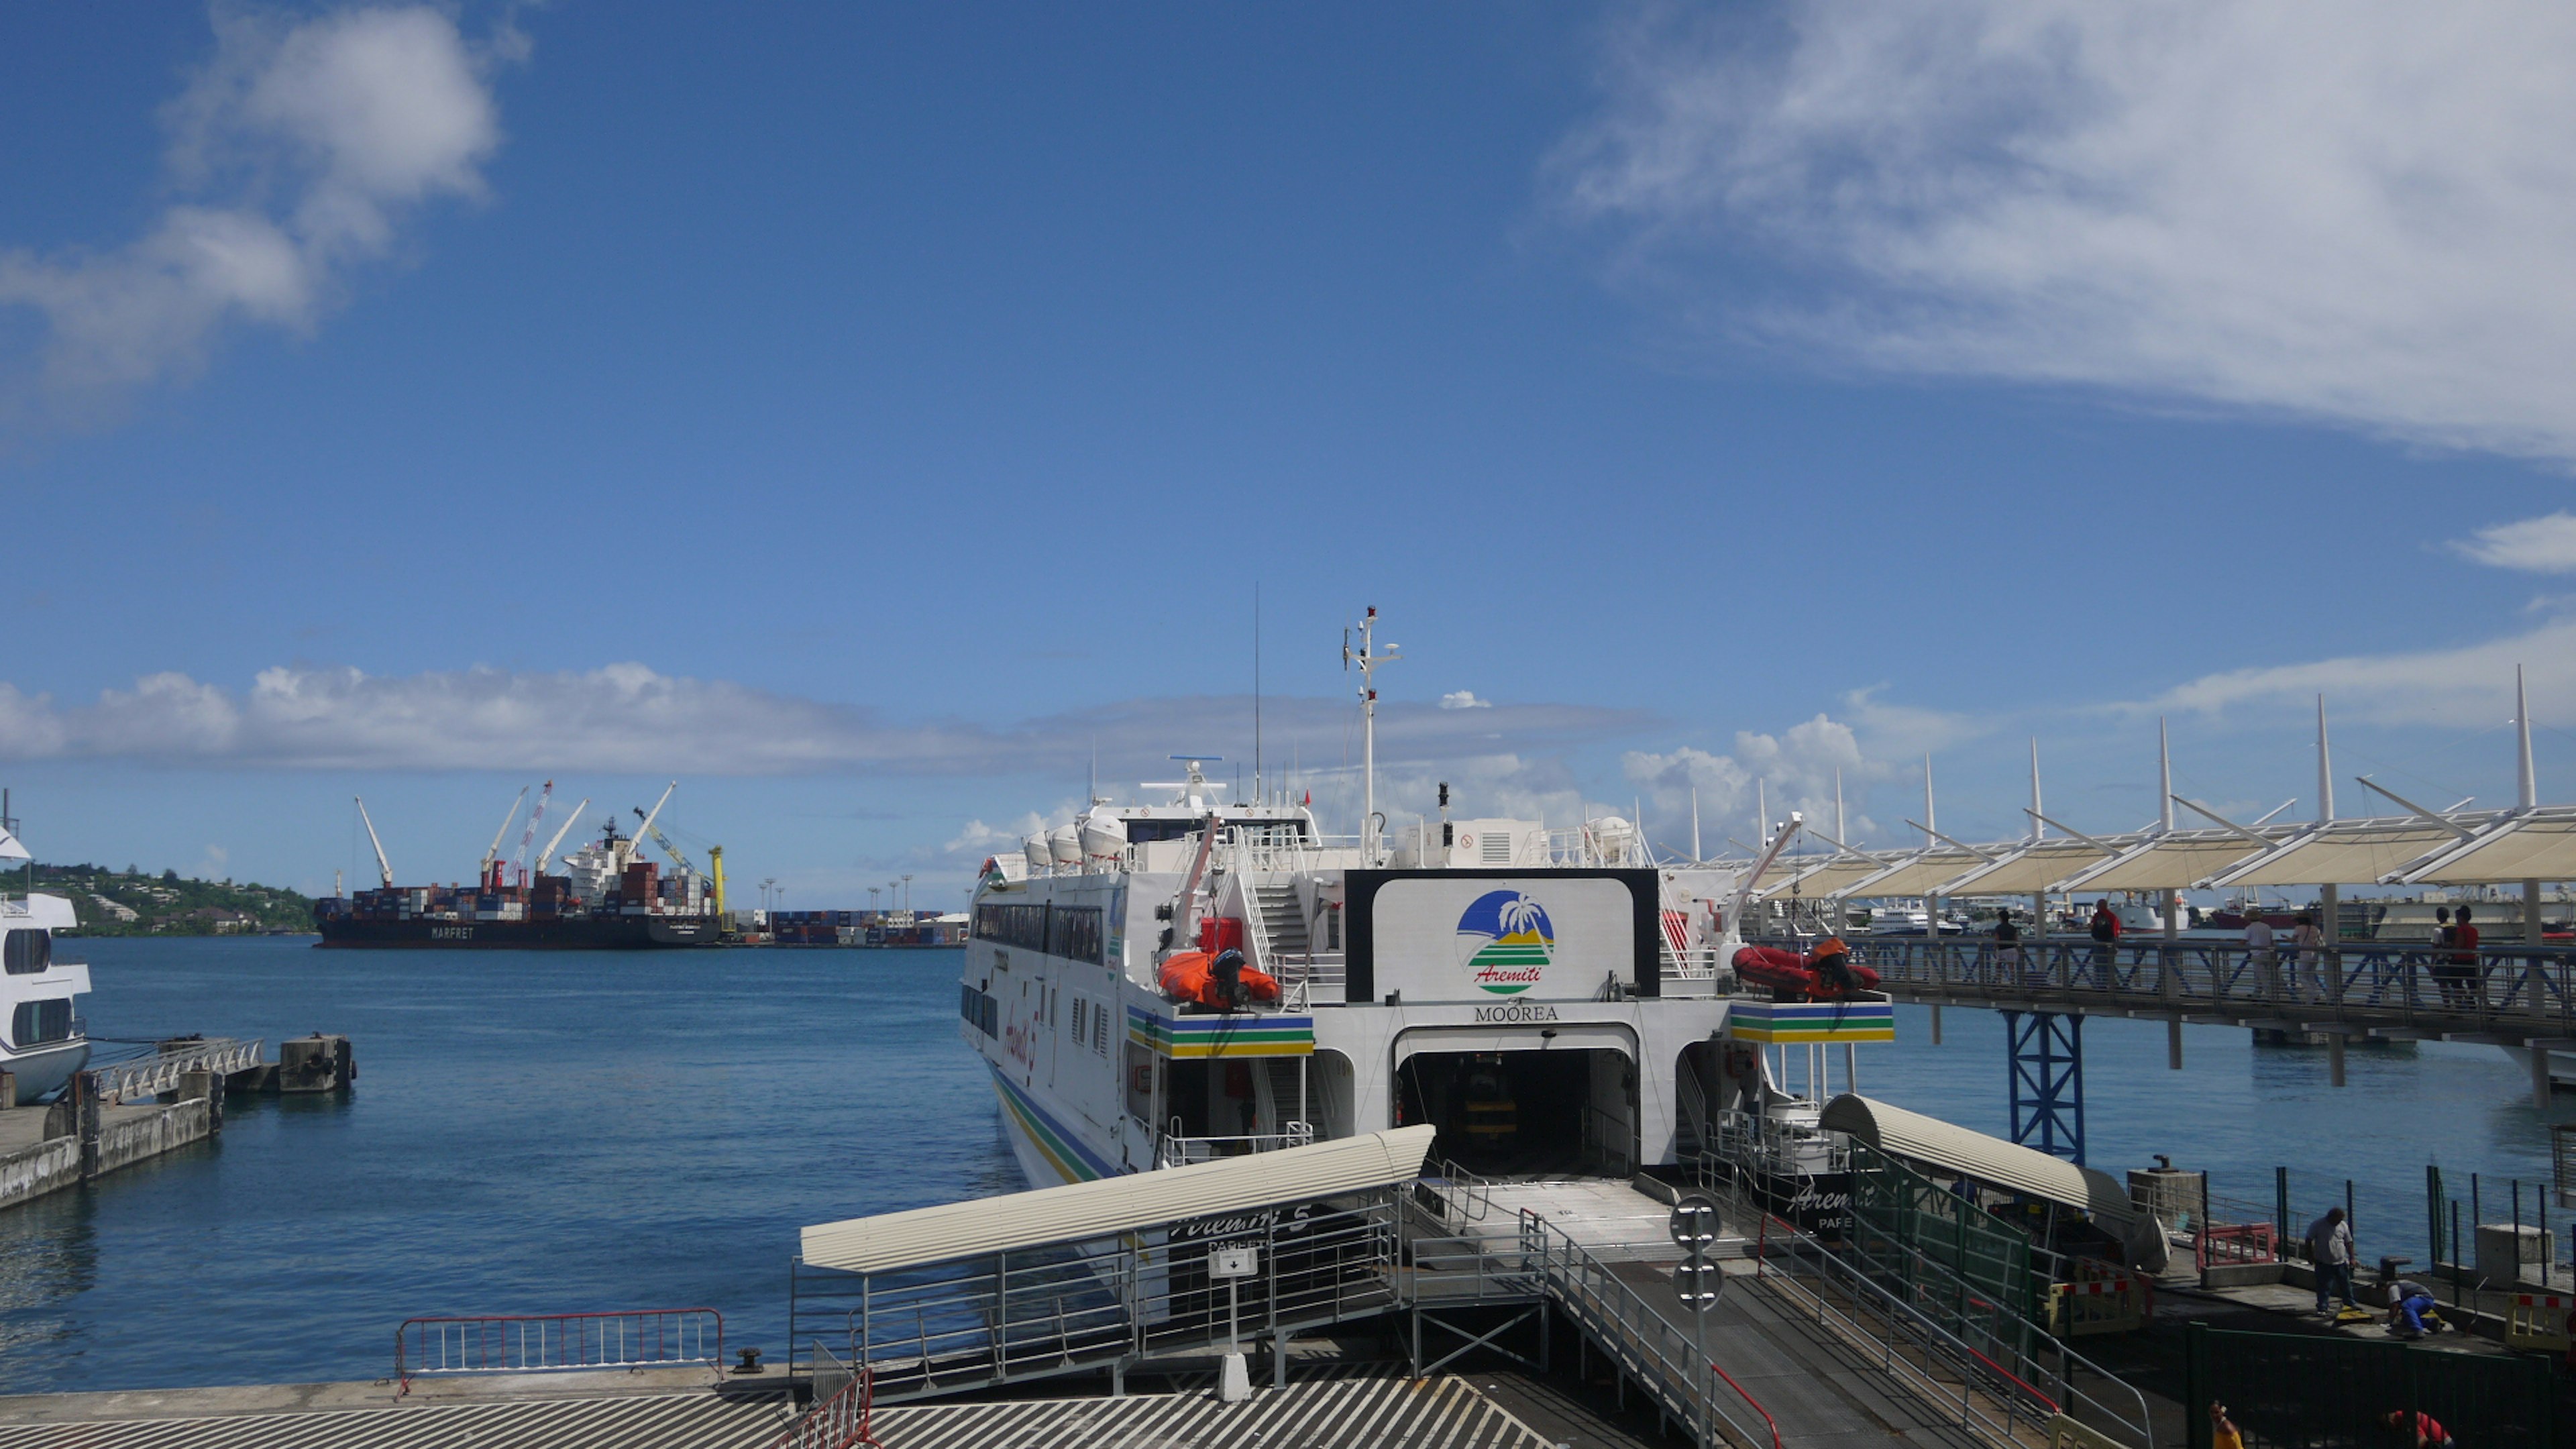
left=1241, top=580, right=1252, bottom=804
left=1691, top=786, right=1702, bottom=861
left=2316, top=696, right=2334, bottom=823
left=1835, top=770, right=1846, bottom=844
left=1348, top=606, right=1397, bottom=862
left=1253, top=582, right=1263, bottom=807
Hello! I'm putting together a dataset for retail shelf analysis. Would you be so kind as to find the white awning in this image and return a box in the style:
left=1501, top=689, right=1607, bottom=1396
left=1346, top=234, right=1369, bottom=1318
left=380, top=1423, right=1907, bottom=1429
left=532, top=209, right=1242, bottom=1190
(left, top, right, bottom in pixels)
left=1818, top=1093, right=2134, bottom=1231
left=1842, top=850, right=1992, bottom=900
left=800, top=1125, right=1436, bottom=1275
left=2049, top=828, right=2282, bottom=894
left=2205, top=816, right=2483, bottom=888
left=1933, top=839, right=2126, bottom=898
left=2400, top=808, right=2576, bottom=885
left=1752, top=854, right=1898, bottom=901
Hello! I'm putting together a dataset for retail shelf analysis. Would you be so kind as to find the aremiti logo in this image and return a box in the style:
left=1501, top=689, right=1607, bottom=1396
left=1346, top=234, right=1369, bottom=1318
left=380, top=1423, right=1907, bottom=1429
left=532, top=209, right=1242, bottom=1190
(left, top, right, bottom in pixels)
left=1454, top=890, right=1553, bottom=996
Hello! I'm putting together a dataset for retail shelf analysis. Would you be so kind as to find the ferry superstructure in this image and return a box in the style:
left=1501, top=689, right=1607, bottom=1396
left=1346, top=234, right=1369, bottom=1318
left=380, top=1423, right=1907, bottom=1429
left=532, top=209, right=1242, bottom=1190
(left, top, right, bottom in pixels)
left=1, top=890, right=90, bottom=1102
left=962, top=612, right=1809, bottom=1189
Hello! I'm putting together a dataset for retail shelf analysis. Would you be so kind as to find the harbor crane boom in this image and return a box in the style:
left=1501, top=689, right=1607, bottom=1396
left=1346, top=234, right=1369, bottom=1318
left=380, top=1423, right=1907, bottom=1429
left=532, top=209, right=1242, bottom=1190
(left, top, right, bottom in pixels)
left=355, top=796, right=394, bottom=890
left=511, top=781, right=555, bottom=882
left=535, top=798, right=590, bottom=875
left=480, top=786, right=529, bottom=881
left=632, top=807, right=696, bottom=875
left=625, top=781, right=677, bottom=868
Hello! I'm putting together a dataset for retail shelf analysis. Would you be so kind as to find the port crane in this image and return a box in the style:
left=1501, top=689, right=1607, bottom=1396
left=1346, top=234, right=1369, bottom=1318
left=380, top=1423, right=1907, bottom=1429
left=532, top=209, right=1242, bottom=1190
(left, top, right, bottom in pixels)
left=354, top=796, right=394, bottom=890
left=534, top=798, right=590, bottom=876
left=508, top=781, right=555, bottom=886
left=631, top=805, right=728, bottom=918
left=478, top=786, right=529, bottom=888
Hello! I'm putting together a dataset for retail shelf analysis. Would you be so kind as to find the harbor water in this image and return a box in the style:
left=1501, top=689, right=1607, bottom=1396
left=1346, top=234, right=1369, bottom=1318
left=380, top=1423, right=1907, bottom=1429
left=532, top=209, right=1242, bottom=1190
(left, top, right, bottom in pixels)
left=0, top=937, right=2565, bottom=1393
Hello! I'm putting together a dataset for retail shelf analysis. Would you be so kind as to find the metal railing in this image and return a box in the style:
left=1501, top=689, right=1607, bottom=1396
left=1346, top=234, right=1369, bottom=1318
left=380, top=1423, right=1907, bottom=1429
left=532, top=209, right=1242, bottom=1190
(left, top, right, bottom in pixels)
left=1714, top=1179, right=2154, bottom=1449
left=794, top=1187, right=1405, bottom=1404
left=1774, top=934, right=2576, bottom=1038
left=1515, top=1208, right=1777, bottom=1449
left=95, top=1037, right=263, bottom=1104
left=1580, top=1103, right=1637, bottom=1177
left=394, top=1308, right=724, bottom=1394
left=774, top=1346, right=877, bottom=1449
left=1157, top=1120, right=1315, bottom=1167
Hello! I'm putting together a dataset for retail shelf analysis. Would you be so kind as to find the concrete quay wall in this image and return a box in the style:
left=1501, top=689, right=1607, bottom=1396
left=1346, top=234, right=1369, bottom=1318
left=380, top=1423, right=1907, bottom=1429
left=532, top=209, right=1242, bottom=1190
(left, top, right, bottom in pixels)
left=0, top=1135, right=80, bottom=1211
left=95, top=1097, right=211, bottom=1177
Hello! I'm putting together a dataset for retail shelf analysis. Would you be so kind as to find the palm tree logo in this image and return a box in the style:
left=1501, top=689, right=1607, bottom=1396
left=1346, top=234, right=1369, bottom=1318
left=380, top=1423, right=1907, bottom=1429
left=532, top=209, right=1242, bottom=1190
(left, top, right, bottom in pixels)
left=1456, top=890, right=1553, bottom=995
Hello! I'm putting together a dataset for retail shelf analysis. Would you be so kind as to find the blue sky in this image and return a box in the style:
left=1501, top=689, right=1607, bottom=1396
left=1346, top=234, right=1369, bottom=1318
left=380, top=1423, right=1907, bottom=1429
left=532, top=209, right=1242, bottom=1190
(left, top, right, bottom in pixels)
left=4, top=3, right=2575, bottom=909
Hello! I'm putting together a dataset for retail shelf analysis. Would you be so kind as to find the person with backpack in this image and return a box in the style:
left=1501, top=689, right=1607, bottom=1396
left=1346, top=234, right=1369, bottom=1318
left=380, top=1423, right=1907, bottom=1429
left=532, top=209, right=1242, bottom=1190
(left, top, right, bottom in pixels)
left=2088, top=900, right=2121, bottom=988
left=2429, top=906, right=2461, bottom=1006
left=1994, top=908, right=2025, bottom=983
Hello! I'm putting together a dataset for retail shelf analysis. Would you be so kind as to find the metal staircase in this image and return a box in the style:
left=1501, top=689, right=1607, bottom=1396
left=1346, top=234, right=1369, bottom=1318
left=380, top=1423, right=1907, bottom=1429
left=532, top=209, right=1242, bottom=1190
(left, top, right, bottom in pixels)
left=1254, top=884, right=1309, bottom=959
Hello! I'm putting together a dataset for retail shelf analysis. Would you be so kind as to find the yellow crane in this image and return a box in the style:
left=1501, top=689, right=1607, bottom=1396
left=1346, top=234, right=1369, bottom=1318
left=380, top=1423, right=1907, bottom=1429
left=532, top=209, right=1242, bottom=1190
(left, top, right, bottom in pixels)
left=631, top=807, right=725, bottom=918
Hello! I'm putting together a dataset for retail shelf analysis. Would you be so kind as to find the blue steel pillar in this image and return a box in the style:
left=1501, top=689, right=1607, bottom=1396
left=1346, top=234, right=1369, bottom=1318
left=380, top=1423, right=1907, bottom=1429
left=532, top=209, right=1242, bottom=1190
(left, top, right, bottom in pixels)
left=2004, top=1011, right=2086, bottom=1165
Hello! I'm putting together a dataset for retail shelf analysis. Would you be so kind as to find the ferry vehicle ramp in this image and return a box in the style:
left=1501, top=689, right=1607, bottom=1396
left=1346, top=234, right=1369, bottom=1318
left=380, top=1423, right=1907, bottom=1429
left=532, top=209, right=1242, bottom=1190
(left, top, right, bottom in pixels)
left=791, top=1128, right=2098, bottom=1449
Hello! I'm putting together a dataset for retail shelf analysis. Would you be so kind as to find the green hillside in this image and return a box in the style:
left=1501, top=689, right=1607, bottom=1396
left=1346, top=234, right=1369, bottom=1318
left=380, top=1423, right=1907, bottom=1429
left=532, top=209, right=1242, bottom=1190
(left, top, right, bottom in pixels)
left=21, top=862, right=315, bottom=936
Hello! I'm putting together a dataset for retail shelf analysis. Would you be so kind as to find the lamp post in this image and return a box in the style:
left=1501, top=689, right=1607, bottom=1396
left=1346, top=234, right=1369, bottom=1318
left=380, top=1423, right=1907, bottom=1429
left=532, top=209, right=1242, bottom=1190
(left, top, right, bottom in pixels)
left=902, top=873, right=914, bottom=913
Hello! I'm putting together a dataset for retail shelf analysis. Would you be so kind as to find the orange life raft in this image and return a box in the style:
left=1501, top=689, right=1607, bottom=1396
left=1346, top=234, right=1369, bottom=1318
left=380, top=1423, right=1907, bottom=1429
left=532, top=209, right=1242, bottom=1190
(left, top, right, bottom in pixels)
left=1159, top=949, right=1283, bottom=1010
left=1731, top=943, right=1882, bottom=1002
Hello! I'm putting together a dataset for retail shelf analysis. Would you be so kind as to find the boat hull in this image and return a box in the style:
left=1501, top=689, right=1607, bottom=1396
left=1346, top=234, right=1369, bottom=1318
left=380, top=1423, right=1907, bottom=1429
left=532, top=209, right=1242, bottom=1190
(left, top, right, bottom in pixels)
left=1, top=1038, right=91, bottom=1102
left=313, top=914, right=722, bottom=949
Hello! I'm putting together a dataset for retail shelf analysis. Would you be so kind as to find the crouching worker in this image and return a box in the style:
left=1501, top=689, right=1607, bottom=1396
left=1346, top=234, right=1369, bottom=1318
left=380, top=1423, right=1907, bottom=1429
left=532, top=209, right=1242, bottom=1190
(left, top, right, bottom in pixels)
left=2381, top=1409, right=2454, bottom=1448
left=2387, top=1279, right=2438, bottom=1339
left=1809, top=937, right=1860, bottom=995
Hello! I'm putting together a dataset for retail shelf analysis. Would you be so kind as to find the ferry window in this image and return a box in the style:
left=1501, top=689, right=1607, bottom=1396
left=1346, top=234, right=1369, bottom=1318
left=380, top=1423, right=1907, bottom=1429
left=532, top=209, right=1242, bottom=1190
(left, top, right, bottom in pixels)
left=1048, top=908, right=1103, bottom=965
left=3, top=930, right=48, bottom=975
left=11, top=998, right=69, bottom=1047
left=1122, top=820, right=1203, bottom=845
left=981, top=996, right=998, bottom=1037
left=974, top=904, right=1049, bottom=953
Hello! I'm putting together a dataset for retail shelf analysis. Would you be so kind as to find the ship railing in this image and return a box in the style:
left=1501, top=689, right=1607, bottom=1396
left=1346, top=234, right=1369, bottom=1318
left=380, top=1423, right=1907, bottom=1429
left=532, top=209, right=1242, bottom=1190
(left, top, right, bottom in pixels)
left=393, top=1307, right=725, bottom=1396
left=1281, top=951, right=1346, bottom=1010
left=1706, top=1108, right=1851, bottom=1179
left=1157, top=1119, right=1315, bottom=1168
left=95, top=1036, right=264, bottom=1104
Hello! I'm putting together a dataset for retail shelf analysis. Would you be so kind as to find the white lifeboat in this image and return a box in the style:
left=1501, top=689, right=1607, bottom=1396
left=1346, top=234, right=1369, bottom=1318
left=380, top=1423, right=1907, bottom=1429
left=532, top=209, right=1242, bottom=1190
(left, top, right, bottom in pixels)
left=1079, top=814, right=1127, bottom=867
left=1024, top=835, right=1051, bottom=874
left=1048, top=823, right=1083, bottom=869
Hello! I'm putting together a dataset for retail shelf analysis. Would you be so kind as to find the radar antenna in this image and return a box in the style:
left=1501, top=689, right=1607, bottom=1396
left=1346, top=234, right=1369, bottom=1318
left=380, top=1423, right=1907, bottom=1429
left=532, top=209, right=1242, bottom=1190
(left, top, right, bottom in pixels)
left=1344, top=606, right=1399, bottom=863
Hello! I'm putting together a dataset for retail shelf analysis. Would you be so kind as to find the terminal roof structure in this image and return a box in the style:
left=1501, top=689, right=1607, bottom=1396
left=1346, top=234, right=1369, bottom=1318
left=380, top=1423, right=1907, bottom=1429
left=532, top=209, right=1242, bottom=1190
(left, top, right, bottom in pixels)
left=2203, top=814, right=2485, bottom=889
left=2396, top=806, right=2576, bottom=885
left=2046, top=826, right=2290, bottom=894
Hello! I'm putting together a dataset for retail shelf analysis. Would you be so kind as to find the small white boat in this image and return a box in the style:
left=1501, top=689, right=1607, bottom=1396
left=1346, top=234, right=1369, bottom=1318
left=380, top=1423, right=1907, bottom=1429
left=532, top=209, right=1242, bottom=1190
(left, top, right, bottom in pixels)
left=1, top=890, right=90, bottom=1102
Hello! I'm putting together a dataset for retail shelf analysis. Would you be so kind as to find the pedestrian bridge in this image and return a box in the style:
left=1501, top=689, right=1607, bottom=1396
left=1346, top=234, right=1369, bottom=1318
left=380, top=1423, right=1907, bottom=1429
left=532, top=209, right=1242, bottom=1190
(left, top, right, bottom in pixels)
left=1813, top=934, right=2576, bottom=1099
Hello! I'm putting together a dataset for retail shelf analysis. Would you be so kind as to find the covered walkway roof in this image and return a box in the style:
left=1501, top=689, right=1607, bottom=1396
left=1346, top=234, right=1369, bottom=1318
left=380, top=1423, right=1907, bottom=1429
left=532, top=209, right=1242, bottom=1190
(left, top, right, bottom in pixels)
left=1843, top=849, right=1993, bottom=900
left=1818, top=1094, right=2133, bottom=1231
left=2204, top=815, right=2485, bottom=888
left=2400, top=807, right=2576, bottom=885
left=1935, top=838, right=2127, bottom=898
left=2048, top=827, right=2286, bottom=894
left=1753, top=853, right=1898, bottom=901
left=801, top=1125, right=1436, bottom=1274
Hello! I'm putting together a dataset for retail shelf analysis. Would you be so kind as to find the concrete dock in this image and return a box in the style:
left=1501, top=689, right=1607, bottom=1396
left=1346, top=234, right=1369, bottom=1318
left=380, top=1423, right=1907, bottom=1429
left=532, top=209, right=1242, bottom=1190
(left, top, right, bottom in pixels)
left=0, top=1363, right=1625, bottom=1449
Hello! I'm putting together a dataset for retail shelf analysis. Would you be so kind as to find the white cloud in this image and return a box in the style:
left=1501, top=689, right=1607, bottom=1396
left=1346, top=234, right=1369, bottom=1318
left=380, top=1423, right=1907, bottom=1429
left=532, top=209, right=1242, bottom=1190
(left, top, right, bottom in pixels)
left=1623, top=712, right=1892, bottom=850
left=2451, top=513, right=2576, bottom=573
left=0, top=7, right=509, bottom=420
left=0, top=663, right=1647, bottom=776
left=1558, top=1, right=2576, bottom=462
left=945, top=814, right=1046, bottom=856
left=2145, top=616, right=2576, bottom=725
left=1439, top=690, right=1493, bottom=710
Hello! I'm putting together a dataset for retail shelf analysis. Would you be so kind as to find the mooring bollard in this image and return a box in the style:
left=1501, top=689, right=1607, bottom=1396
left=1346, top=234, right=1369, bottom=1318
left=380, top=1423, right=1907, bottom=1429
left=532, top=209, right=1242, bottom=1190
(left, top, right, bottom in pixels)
left=277, top=1034, right=355, bottom=1093
left=178, top=1070, right=221, bottom=1134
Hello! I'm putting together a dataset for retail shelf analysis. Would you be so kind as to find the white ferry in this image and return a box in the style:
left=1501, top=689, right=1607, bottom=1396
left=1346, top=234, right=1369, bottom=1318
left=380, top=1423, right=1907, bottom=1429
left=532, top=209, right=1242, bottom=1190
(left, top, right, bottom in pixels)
left=0, top=834, right=90, bottom=1102
left=961, top=612, right=1860, bottom=1189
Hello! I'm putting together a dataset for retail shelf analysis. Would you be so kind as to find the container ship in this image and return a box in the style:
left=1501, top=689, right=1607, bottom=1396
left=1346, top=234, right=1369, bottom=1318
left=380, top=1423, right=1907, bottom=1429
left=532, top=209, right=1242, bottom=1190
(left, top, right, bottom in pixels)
left=313, top=782, right=725, bottom=949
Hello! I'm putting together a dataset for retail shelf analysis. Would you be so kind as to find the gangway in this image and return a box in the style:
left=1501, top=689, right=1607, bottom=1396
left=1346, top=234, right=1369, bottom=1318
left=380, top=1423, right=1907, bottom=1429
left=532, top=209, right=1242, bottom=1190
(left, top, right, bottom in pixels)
left=785, top=1126, right=2143, bottom=1449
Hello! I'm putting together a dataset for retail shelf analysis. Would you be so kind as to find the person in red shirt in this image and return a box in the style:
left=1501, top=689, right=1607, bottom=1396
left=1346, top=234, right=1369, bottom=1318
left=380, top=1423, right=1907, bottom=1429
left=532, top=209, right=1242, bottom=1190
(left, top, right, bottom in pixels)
left=2381, top=1409, right=2453, bottom=1448
left=2087, top=900, right=2121, bottom=988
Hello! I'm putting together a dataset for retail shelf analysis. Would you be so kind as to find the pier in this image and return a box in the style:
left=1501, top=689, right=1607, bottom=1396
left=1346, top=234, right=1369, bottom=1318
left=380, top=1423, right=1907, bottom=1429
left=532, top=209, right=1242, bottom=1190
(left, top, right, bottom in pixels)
left=0, top=1033, right=352, bottom=1211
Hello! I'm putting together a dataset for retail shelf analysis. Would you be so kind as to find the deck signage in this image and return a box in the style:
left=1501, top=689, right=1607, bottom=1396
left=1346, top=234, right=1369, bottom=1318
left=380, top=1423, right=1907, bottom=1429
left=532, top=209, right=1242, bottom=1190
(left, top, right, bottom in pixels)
left=1360, top=875, right=1640, bottom=1003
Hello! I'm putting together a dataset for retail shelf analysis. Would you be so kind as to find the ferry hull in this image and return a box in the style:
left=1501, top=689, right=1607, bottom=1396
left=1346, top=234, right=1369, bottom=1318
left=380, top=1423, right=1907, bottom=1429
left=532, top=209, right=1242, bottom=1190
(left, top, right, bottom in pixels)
left=313, top=915, right=721, bottom=949
left=1, top=1038, right=91, bottom=1102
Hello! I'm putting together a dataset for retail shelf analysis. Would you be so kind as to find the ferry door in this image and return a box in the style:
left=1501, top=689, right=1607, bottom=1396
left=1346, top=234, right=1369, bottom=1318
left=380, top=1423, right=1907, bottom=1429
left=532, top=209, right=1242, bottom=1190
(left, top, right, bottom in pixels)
left=1389, top=1024, right=1639, bottom=1177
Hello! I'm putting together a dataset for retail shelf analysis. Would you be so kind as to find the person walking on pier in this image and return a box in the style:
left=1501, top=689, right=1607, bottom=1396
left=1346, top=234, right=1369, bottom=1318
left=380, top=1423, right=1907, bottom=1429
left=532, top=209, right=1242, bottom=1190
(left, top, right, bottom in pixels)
left=2088, top=900, right=2121, bottom=989
left=2209, top=1401, right=2245, bottom=1449
left=2245, top=911, right=2279, bottom=997
left=2449, top=906, right=2481, bottom=1008
left=2430, top=906, right=2461, bottom=1006
left=2306, top=1207, right=2357, bottom=1315
left=2292, top=912, right=2327, bottom=1003
left=1994, top=908, right=2026, bottom=983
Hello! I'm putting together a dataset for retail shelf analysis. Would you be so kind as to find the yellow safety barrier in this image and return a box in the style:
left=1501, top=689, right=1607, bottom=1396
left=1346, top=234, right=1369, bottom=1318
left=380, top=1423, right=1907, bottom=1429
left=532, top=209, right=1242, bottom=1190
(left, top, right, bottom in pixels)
left=2049, top=1275, right=2151, bottom=1337
left=2504, top=1292, right=2576, bottom=1353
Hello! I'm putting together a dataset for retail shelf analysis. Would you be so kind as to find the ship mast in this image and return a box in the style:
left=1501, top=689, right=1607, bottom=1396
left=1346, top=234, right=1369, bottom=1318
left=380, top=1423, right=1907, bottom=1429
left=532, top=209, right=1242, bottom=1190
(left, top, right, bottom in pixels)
left=1344, top=607, right=1399, bottom=863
